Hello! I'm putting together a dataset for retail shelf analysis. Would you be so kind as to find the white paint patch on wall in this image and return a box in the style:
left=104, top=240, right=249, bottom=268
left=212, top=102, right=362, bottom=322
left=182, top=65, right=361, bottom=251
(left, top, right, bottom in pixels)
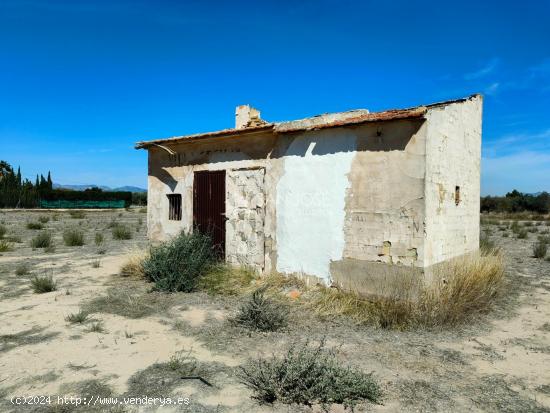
left=276, top=129, right=356, bottom=282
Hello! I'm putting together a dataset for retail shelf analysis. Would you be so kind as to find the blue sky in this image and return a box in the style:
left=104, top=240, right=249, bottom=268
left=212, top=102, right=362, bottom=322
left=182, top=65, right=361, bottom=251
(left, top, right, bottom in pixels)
left=1, top=0, right=549, bottom=195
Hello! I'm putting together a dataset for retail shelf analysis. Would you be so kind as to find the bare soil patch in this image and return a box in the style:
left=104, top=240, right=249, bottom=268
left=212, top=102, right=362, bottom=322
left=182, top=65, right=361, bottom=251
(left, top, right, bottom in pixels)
left=1, top=209, right=549, bottom=412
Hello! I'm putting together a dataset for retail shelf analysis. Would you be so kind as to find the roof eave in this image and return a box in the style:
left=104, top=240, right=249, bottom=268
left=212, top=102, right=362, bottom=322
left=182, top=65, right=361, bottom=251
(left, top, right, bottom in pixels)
left=135, top=124, right=275, bottom=149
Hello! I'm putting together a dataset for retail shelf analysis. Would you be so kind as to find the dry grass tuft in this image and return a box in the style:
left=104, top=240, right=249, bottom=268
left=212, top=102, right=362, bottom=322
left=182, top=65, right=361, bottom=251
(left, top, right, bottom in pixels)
left=198, top=264, right=257, bottom=295
left=309, top=250, right=504, bottom=329
left=418, top=250, right=504, bottom=326
left=119, top=249, right=147, bottom=278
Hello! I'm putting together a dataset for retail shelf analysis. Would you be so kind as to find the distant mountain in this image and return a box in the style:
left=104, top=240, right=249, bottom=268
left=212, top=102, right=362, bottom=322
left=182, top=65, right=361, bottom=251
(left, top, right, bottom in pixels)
left=112, top=186, right=147, bottom=193
left=53, top=183, right=146, bottom=193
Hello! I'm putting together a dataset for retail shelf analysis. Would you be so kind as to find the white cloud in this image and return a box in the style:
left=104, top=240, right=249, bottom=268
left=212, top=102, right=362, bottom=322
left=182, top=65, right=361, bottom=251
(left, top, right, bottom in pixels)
left=484, top=82, right=500, bottom=96
left=483, top=128, right=550, bottom=157
left=464, top=58, right=500, bottom=80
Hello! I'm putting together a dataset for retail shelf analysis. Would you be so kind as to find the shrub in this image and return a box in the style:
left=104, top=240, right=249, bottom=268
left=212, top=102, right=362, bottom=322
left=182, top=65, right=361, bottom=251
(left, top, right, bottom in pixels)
left=27, top=222, right=44, bottom=230
left=112, top=224, right=132, bottom=240
left=142, top=231, right=216, bottom=292
left=15, top=263, right=30, bottom=276
left=0, top=239, right=12, bottom=252
left=533, top=241, right=548, bottom=259
left=38, top=215, right=50, bottom=224
left=31, top=275, right=57, bottom=293
left=69, top=210, right=86, bottom=219
left=517, top=229, right=528, bottom=239
left=63, top=229, right=85, bottom=246
left=232, top=288, right=287, bottom=332
left=238, top=340, right=381, bottom=409
left=0, top=224, right=6, bottom=238
left=65, top=310, right=89, bottom=324
left=31, top=232, right=52, bottom=248
left=94, top=233, right=104, bottom=246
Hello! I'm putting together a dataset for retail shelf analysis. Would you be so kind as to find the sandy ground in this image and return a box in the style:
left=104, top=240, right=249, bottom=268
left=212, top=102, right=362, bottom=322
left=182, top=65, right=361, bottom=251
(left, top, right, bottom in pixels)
left=0, top=209, right=549, bottom=412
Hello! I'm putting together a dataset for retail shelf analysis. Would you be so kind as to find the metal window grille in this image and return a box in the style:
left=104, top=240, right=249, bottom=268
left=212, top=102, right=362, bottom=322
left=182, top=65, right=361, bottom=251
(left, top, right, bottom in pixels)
left=167, top=194, right=182, bottom=220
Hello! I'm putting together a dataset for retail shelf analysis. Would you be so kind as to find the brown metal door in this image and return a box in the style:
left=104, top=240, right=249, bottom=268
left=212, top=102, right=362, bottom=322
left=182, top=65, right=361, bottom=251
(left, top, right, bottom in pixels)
left=193, top=170, right=226, bottom=258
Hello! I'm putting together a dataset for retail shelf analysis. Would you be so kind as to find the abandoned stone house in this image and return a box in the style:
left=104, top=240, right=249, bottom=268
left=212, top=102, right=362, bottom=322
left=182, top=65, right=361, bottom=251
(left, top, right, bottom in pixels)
left=136, top=94, right=482, bottom=293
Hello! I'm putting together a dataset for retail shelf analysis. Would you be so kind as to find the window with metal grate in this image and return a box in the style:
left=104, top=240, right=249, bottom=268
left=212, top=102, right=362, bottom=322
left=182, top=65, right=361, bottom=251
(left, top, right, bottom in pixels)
left=167, top=194, right=182, bottom=220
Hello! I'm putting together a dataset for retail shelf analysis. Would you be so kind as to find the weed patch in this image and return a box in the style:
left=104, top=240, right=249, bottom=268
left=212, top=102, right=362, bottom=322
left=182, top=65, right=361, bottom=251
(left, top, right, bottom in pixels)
left=112, top=224, right=132, bottom=240
left=86, top=321, right=106, bottom=333
left=30, top=231, right=52, bottom=248
left=517, top=229, right=528, bottom=239
left=63, top=228, right=85, bottom=246
left=232, top=288, right=287, bottom=332
left=65, top=310, right=89, bottom=324
left=533, top=241, right=548, bottom=259
left=15, top=263, right=30, bottom=276
left=26, top=221, right=43, bottom=230
left=0, top=239, right=13, bottom=252
left=31, top=275, right=57, bottom=293
left=38, top=215, right=50, bottom=224
left=94, top=232, right=104, bottom=246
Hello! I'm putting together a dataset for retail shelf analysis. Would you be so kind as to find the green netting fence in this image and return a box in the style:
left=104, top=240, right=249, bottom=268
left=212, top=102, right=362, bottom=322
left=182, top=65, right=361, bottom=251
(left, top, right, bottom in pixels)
left=39, top=199, right=126, bottom=209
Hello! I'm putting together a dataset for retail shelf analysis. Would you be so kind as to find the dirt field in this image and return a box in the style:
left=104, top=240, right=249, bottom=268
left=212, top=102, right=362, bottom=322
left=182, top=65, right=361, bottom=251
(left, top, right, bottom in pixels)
left=1, top=209, right=549, bottom=412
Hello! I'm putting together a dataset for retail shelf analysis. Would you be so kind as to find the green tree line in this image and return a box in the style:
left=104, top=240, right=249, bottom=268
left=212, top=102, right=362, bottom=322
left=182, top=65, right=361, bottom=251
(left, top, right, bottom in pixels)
left=0, top=160, right=52, bottom=208
left=1, top=160, right=141, bottom=208
left=481, top=190, right=550, bottom=214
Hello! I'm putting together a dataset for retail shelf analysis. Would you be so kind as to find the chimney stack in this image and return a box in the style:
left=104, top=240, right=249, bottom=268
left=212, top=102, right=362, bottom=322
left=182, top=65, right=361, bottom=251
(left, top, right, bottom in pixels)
left=235, top=105, right=264, bottom=129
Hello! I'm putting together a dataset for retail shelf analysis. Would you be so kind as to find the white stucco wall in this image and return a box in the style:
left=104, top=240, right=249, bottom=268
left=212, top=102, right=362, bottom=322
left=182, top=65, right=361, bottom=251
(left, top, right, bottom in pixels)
left=275, top=129, right=356, bottom=281
left=423, top=95, right=482, bottom=266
